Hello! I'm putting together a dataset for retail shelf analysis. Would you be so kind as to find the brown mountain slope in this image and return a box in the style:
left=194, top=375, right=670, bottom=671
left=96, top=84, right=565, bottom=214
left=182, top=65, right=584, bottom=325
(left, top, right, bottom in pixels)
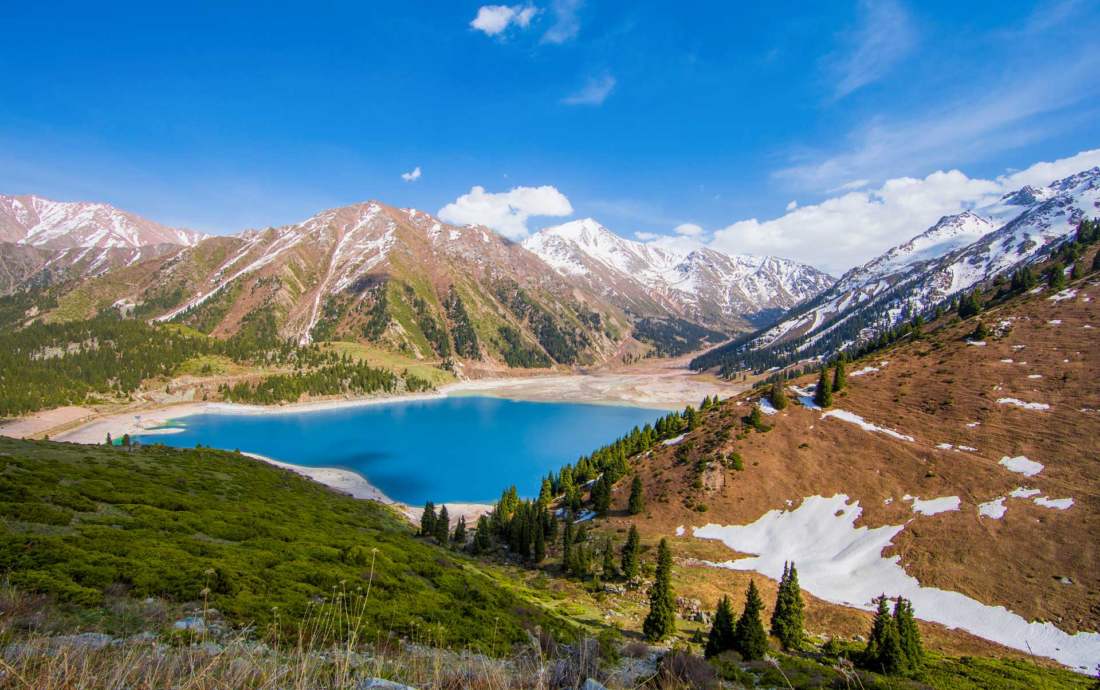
left=11, top=202, right=631, bottom=369
left=600, top=263, right=1098, bottom=669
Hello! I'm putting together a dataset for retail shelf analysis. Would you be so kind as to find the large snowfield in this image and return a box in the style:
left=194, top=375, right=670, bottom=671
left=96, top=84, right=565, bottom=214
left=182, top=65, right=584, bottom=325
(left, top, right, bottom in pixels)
left=692, top=494, right=1100, bottom=672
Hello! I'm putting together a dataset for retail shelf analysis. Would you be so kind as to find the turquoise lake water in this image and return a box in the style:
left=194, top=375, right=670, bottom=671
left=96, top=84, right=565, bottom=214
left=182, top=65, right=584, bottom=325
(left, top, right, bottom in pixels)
left=136, top=396, right=665, bottom=505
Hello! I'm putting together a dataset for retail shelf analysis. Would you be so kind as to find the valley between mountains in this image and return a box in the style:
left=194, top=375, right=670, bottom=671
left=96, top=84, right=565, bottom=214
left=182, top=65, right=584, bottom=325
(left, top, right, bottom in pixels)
left=1, top=166, right=1099, bottom=688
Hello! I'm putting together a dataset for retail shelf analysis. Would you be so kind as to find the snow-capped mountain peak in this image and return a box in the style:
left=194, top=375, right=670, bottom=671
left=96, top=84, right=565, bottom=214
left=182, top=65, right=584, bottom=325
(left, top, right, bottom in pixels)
left=693, top=165, right=1100, bottom=373
left=0, top=194, right=206, bottom=250
left=525, top=219, right=833, bottom=329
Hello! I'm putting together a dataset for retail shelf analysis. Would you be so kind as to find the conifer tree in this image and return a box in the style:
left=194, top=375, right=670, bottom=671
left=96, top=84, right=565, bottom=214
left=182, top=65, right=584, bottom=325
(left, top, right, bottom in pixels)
left=602, top=538, right=616, bottom=578
left=592, top=473, right=612, bottom=517
left=832, top=358, right=847, bottom=392
left=105, top=432, right=112, bottom=446
left=814, top=367, right=833, bottom=407
left=562, top=521, right=575, bottom=573
left=434, top=505, right=450, bottom=543
left=473, top=515, right=492, bottom=554
left=864, top=595, right=904, bottom=674
left=769, top=382, right=788, bottom=410
left=748, top=404, right=766, bottom=431
left=734, top=580, right=768, bottom=660
left=971, top=320, right=990, bottom=340
left=621, top=524, right=641, bottom=579
left=1093, top=250, right=1100, bottom=272
left=894, top=597, right=923, bottom=673
left=1073, top=261, right=1086, bottom=280
left=533, top=520, right=546, bottom=562
left=643, top=538, right=676, bottom=641
left=420, top=501, right=436, bottom=537
left=957, top=289, right=982, bottom=318
left=705, top=595, right=737, bottom=658
left=770, top=562, right=805, bottom=650
left=1049, top=262, right=1067, bottom=289
left=538, top=478, right=553, bottom=505
left=684, top=404, right=699, bottom=430
left=452, top=515, right=467, bottom=545
left=628, top=474, right=645, bottom=515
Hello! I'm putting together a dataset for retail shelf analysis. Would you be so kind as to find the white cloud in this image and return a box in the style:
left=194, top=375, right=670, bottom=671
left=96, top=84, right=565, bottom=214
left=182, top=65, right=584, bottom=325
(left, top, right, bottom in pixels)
left=438, top=185, right=573, bottom=240
left=542, top=0, right=582, bottom=44
left=400, top=166, right=422, bottom=182
left=710, top=149, right=1100, bottom=275
left=562, top=73, right=615, bottom=106
left=825, top=0, right=916, bottom=100
left=997, top=147, right=1100, bottom=189
left=673, top=223, right=704, bottom=237
left=831, top=179, right=870, bottom=193
left=785, top=200, right=798, bottom=211
left=634, top=231, right=660, bottom=241
left=470, top=4, right=538, bottom=36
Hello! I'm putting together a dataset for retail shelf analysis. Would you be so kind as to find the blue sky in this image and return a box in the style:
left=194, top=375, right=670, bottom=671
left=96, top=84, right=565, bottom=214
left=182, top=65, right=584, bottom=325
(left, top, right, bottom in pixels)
left=2, top=1, right=1098, bottom=272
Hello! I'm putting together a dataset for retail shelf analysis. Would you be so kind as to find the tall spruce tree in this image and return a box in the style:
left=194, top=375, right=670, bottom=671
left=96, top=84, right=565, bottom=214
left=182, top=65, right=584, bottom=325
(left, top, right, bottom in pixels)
left=705, top=595, right=737, bottom=658
left=1049, top=262, right=1067, bottom=289
left=642, top=538, right=676, bottom=642
left=434, top=505, right=450, bottom=543
left=420, top=501, right=437, bottom=537
left=769, top=382, right=788, bottom=410
left=770, top=562, right=805, bottom=650
left=538, top=478, right=553, bottom=505
left=602, top=538, right=616, bottom=578
left=628, top=474, right=645, bottom=515
left=864, top=595, right=904, bottom=675
left=473, top=515, right=492, bottom=554
left=734, top=580, right=768, bottom=660
left=832, top=358, right=847, bottom=392
left=621, top=524, right=641, bottom=579
left=533, top=520, right=546, bottom=562
left=894, top=597, right=923, bottom=673
left=452, top=515, right=467, bottom=545
left=592, top=473, right=612, bottom=517
left=562, top=521, right=575, bottom=573
left=814, top=367, right=833, bottom=407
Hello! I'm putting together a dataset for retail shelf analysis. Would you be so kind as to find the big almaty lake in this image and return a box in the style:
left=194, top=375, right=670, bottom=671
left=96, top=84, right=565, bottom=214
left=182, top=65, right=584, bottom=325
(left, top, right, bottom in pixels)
left=137, top=396, right=666, bottom=505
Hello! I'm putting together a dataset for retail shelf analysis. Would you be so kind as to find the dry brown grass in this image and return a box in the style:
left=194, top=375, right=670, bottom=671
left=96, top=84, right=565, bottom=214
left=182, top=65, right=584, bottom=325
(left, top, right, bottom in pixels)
left=0, top=578, right=623, bottom=690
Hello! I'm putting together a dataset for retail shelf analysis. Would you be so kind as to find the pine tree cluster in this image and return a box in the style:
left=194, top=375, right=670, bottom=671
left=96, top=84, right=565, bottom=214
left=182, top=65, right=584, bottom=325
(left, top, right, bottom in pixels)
left=769, top=562, right=805, bottom=650
left=863, top=595, right=923, bottom=675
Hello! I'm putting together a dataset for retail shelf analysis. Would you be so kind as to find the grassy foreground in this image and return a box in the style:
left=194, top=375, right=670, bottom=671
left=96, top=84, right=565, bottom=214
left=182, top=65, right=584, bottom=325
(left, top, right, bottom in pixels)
left=0, top=437, right=573, bottom=653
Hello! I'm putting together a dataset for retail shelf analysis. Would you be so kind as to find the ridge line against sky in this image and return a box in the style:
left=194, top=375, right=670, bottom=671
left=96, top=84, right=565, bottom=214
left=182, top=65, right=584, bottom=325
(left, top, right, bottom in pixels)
left=0, top=1, right=1098, bottom=274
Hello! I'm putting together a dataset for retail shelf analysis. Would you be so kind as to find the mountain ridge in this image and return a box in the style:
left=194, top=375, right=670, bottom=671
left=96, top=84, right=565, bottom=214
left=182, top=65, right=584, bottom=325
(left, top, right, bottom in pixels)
left=524, top=217, right=834, bottom=330
left=692, top=166, right=1100, bottom=374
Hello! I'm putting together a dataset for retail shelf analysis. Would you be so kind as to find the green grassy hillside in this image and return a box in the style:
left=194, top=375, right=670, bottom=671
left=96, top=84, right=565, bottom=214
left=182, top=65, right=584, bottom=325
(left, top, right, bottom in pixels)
left=0, top=437, right=575, bottom=653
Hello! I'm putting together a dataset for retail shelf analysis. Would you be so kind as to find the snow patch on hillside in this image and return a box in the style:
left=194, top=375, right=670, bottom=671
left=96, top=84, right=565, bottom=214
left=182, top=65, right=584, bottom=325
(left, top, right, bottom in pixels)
left=997, top=398, right=1050, bottom=411
left=999, top=456, right=1044, bottom=476
left=1034, top=496, right=1074, bottom=510
left=821, top=409, right=915, bottom=442
left=978, top=498, right=1007, bottom=519
left=691, top=494, right=1100, bottom=671
left=904, top=495, right=960, bottom=516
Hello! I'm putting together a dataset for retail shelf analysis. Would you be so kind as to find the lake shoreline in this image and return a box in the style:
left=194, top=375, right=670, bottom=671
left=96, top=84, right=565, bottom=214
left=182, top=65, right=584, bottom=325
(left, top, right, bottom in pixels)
left=35, top=369, right=740, bottom=526
left=240, top=452, right=494, bottom=526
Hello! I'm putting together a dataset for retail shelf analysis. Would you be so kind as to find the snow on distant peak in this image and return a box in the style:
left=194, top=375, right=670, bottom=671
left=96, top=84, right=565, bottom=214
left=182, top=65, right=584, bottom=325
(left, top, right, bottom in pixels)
left=0, top=194, right=205, bottom=250
left=524, top=218, right=833, bottom=327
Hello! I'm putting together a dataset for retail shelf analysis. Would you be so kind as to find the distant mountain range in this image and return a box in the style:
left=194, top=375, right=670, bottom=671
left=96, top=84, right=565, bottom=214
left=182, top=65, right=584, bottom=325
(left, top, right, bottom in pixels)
left=0, top=195, right=833, bottom=369
left=692, top=166, right=1100, bottom=374
left=523, top=218, right=833, bottom=330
